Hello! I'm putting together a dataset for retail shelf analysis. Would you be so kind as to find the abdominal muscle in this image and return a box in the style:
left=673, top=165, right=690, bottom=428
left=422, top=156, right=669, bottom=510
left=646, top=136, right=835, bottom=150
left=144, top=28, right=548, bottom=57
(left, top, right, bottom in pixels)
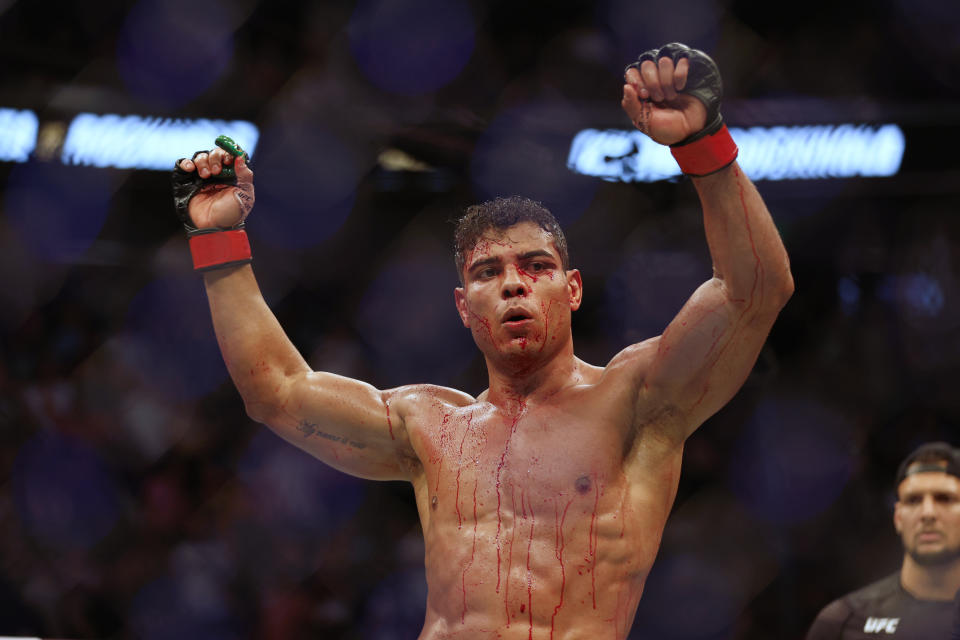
left=415, top=471, right=669, bottom=640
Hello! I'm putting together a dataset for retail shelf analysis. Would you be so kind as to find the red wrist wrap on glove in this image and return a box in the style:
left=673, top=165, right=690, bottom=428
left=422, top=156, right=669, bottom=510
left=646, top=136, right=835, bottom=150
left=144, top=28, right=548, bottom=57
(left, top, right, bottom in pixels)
left=188, top=229, right=252, bottom=272
left=670, top=124, right=739, bottom=177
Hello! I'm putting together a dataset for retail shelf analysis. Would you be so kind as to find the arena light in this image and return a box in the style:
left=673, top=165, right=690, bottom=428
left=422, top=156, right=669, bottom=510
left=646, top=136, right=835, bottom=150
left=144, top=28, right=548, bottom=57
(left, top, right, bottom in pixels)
left=61, top=114, right=259, bottom=170
left=0, top=108, right=38, bottom=162
left=567, top=124, right=905, bottom=182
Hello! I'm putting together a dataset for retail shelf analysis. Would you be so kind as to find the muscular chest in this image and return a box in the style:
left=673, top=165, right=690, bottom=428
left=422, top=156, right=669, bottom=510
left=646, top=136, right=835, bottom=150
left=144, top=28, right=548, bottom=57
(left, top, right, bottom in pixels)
left=411, top=401, right=628, bottom=513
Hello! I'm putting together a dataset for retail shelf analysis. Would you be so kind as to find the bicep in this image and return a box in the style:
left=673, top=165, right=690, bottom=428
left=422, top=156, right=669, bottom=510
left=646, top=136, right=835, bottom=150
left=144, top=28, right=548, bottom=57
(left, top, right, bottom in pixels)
left=264, top=371, right=416, bottom=482
left=642, top=276, right=779, bottom=434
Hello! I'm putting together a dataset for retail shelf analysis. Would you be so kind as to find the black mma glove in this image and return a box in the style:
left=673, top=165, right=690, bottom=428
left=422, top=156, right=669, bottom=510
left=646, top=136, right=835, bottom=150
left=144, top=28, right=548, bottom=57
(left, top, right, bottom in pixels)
left=626, top=42, right=738, bottom=176
left=171, top=136, right=254, bottom=271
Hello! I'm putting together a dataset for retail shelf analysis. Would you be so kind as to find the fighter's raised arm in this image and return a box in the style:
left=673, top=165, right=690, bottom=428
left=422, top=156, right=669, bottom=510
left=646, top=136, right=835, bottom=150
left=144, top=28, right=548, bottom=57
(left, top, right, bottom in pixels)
left=619, top=43, right=794, bottom=441
left=171, top=139, right=425, bottom=481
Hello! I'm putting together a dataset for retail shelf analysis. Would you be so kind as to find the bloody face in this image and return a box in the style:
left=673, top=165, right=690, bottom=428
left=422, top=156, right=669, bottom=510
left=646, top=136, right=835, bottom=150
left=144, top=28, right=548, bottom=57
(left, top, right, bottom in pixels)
left=454, top=222, right=581, bottom=368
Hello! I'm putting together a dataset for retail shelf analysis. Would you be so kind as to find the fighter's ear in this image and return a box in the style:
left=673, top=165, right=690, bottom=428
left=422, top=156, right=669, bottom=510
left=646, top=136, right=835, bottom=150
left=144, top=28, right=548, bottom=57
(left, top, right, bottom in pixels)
left=454, top=287, right=470, bottom=328
left=567, top=269, right=583, bottom=311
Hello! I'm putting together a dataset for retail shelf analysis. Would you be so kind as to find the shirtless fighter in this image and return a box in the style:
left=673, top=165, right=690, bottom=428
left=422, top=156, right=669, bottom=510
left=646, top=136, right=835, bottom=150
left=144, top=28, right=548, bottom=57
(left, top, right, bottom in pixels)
left=171, top=43, right=793, bottom=639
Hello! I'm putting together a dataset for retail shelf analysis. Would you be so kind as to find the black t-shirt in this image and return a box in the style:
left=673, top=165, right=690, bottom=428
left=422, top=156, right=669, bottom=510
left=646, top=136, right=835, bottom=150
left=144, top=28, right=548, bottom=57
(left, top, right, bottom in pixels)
left=952, top=588, right=960, bottom=640
left=807, top=572, right=955, bottom=639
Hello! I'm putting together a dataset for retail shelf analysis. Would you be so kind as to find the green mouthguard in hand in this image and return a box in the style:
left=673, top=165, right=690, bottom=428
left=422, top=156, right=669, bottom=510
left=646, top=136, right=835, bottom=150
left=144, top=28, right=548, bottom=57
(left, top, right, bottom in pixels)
left=215, top=135, right=249, bottom=179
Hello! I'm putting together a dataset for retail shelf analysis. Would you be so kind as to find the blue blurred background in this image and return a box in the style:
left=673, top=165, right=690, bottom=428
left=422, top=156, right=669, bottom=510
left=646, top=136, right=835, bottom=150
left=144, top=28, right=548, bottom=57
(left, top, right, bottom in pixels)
left=0, top=0, right=959, bottom=638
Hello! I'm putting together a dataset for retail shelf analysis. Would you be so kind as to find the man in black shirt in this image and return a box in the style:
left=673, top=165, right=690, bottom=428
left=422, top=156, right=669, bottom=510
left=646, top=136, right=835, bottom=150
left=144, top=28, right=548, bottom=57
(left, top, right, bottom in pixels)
left=807, top=442, right=960, bottom=639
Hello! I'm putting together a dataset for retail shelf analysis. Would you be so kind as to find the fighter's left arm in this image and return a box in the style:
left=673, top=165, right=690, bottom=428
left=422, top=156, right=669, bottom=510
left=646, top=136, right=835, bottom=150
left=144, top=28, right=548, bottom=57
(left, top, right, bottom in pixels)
left=620, top=43, right=794, bottom=440
left=646, top=162, right=793, bottom=437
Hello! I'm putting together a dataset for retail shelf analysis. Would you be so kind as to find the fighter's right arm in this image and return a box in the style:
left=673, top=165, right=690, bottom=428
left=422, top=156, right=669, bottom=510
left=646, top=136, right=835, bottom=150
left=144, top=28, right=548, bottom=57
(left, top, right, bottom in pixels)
left=177, top=144, right=416, bottom=482
left=204, top=266, right=417, bottom=481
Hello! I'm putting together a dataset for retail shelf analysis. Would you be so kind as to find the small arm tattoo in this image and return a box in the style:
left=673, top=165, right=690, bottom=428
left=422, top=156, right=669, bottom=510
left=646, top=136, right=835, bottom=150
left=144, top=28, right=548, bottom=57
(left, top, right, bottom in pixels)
left=296, top=421, right=317, bottom=437
left=297, top=421, right=366, bottom=449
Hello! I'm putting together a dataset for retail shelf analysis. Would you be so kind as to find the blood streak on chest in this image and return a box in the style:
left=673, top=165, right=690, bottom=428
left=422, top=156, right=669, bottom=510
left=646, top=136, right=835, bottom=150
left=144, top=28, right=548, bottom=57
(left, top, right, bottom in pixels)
left=460, top=475, right=479, bottom=624
left=551, top=498, right=573, bottom=639
left=504, top=485, right=519, bottom=627
left=433, top=412, right=454, bottom=494
left=588, top=479, right=601, bottom=609
left=495, top=407, right=525, bottom=593
left=454, top=412, right=474, bottom=529
left=524, top=490, right=535, bottom=639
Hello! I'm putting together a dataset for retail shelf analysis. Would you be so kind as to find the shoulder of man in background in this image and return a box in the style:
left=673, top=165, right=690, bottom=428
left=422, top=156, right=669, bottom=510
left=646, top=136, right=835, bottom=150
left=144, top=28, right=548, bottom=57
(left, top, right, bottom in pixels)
left=807, top=572, right=901, bottom=640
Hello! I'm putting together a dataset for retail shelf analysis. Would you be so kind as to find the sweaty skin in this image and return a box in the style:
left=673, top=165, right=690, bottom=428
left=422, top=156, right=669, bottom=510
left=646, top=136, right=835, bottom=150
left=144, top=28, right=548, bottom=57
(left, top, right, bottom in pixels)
left=183, top=53, right=794, bottom=639
left=399, top=378, right=676, bottom=639
left=398, top=223, right=683, bottom=638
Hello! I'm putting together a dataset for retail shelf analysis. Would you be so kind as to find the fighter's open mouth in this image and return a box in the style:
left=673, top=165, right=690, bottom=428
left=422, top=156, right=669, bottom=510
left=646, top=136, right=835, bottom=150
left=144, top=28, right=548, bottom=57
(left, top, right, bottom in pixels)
left=500, top=306, right=534, bottom=326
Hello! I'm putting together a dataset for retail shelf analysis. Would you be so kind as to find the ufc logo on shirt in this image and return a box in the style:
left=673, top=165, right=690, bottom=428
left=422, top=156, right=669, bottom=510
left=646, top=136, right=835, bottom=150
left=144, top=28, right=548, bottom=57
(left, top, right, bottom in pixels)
left=863, top=617, right=900, bottom=633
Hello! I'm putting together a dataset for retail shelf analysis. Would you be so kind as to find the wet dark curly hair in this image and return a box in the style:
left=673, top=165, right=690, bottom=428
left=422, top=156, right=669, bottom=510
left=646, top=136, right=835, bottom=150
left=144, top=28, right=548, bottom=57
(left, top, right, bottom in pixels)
left=453, top=196, right=569, bottom=283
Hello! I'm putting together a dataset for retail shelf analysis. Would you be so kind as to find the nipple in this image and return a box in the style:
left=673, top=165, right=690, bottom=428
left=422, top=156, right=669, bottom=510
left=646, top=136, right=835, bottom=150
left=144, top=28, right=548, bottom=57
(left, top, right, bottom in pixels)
left=575, top=475, right=591, bottom=495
